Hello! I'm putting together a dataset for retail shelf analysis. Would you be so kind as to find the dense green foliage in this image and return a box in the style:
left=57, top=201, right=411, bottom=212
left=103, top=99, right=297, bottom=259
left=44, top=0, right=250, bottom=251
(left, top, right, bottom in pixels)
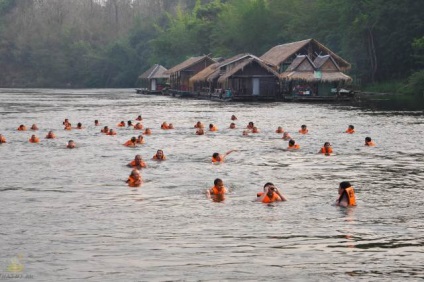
left=0, top=0, right=422, bottom=94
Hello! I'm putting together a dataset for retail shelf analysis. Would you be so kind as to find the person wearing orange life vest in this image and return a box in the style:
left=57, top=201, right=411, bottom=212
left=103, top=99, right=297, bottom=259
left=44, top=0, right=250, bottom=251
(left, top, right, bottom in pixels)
left=29, top=134, right=40, bottom=143
left=282, top=132, right=291, bottom=140
left=365, top=137, right=376, bottom=146
left=0, top=134, right=6, bottom=143
left=144, top=128, right=152, bottom=135
left=136, top=135, right=145, bottom=144
left=128, top=154, right=147, bottom=169
left=101, top=126, right=109, bottom=133
left=123, top=137, right=137, bottom=147
left=319, top=142, right=333, bottom=155
left=299, top=124, right=308, bottom=134
left=209, top=123, right=218, bottom=131
left=66, top=140, right=76, bottom=149
left=336, top=181, right=357, bottom=207
left=161, top=122, right=170, bottom=129
left=126, top=169, right=142, bottom=187
left=17, top=124, right=27, bottom=131
left=256, top=182, right=287, bottom=203
left=107, top=129, right=117, bottom=136
left=152, top=149, right=166, bottom=160
left=287, top=139, right=300, bottom=150
left=206, top=178, right=228, bottom=202
left=276, top=126, right=284, bottom=133
left=345, top=125, right=355, bottom=134
left=45, top=131, right=56, bottom=139
left=117, top=121, right=125, bottom=127
left=211, top=150, right=236, bottom=163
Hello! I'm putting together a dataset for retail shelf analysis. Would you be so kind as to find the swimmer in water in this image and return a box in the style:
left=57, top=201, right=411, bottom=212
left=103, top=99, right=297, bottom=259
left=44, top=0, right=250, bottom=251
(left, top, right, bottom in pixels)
left=247, top=121, right=254, bottom=130
left=211, top=150, right=236, bottom=163
left=101, top=126, right=109, bottom=133
left=252, top=126, right=260, bottom=133
left=152, top=149, right=166, bottom=160
left=299, top=124, right=308, bottom=134
left=335, top=181, right=356, bottom=207
left=161, top=122, right=169, bottom=129
left=168, top=123, right=174, bottom=129
left=209, top=124, right=218, bottom=131
left=229, top=123, right=236, bottom=129
left=194, top=121, right=204, bottom=128
left=282, top=132, right=291, bottom=140
left=63, top=119, right=70, bottom=126
left=123, top=137, right=137, bottom=147
left=135, top=115, right=142, bottom=121
left=319, top=142, right=333, bottom=155
left=0, top=134, right=6, bottom=143
left=94, top=120, right=100, bottom=126
left=117, top=121, right=125, bottom=127
left=29, top=135, right=40, bottom=143
left=256, top=182, right=287, bottom=203
left=128, top=154, right=147, bottom=169
left=134, top=123, right=143, bottom=130
left=45, top=131, right=56, bottom=139
left=126, top=169, right=142, bottom=187
left=345, top=125, right=355, bottom=134
left=275, top=126, right=284, bottom=134
left=107, top=129, right=117, bottom=136
left=287, top=139, right=300, bottom=150
left=206, top=178, right=228, bottom=202
left=76, top=122, right=83, bottom=129
left=30, top=124, right=39, bottom=130
left=17, top=125, right=27, bottom=131
left=64, top=123, right=72, bottom=130
left=67, top=140, right=76, bottom=148
left=231, top=115, right=237, bottom=121
left=365, top=137, right=375, bottom=146
left=144, top=128, right=152, bottom=135
left=136, top=135, right=145, bottom=144
left=127, top=120, right=133, bottom=127
left=242, top=130, right=249, bottom=136
left=196, top=128, right=205, bottom=135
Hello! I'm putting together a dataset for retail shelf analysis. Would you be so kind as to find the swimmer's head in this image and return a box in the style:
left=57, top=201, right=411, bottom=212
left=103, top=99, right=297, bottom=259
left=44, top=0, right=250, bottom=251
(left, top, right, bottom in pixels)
left=131, top=137, right=137, bottom=143
left=212, top=153, right=220, bottom=160
left=348, top=125, right=354, bottom=130
left=289, top=139, right=295, bottom=146
left=301, top=125, right=307, bottom=129
left=324, top=142, right=331, bottom=147
left=365, top=137, right=372, bottom=142
left=214, top=178, right=224, bottom=188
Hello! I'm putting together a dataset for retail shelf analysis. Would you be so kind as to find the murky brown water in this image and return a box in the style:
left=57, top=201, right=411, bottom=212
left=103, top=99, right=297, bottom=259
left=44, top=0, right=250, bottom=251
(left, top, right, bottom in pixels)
left=0, top=89, right=423, bottom=281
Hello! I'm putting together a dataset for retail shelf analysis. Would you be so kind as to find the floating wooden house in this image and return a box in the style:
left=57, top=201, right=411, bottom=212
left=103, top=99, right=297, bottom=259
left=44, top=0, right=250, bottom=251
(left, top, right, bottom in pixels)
left=261, top=38, right=352, bottom=100
left=137, top=64, right=169, bottom=94
left=164, top=55, right=216, bottom=95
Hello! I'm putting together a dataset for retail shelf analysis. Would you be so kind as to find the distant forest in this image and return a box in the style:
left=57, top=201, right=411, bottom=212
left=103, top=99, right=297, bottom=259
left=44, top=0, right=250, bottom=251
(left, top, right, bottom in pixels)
left=0, top=0, right=422, bottom=94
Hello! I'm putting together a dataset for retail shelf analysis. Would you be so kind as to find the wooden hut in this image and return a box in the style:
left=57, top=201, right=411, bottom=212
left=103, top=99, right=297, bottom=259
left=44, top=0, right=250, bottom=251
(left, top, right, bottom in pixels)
left=137, top=64, right=169, bottom=94
left=217, top=57, right=280, bottom=101
left=280, top=55, right=352, bottom=99
left=164, top=55, right=216, bottom=95
left=260, top=38, right=351, bottom=73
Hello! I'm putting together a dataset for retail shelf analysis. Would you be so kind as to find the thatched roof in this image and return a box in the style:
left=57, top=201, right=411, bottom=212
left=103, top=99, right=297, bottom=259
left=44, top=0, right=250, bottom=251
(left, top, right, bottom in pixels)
left=138, top=64, right=169, bottom=79
left=280, top=70, right=352, bottom=82
left=260, top=38, right=351, bottom=71
left=286, top=55, right=315, bottom=72
left=313, top=55, right=341, bottom=71
left=218, top=58, right=279, bottom=83
left=189, top=63, right=220, bottom=83
left=164, top=55, right=216, bottom=75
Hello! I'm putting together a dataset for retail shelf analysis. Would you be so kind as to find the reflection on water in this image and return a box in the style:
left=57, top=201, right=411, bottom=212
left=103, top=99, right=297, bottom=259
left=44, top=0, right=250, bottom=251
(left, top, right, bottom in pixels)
left=0, top=89, right=423, bottom=280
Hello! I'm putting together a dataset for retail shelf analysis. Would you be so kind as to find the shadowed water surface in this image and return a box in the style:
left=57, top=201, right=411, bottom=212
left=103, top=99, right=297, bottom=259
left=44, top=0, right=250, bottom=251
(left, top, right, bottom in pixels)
left=0, top=89, right=423, bottom=281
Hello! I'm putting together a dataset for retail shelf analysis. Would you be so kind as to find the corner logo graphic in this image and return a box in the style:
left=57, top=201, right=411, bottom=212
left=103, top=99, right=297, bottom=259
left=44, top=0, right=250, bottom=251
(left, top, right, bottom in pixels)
left=6, top=255, right=24, bottom=273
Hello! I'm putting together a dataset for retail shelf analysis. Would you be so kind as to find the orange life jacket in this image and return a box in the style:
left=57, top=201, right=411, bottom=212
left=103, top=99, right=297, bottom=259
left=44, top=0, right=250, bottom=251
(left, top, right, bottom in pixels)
left=130, top=160, right=146, bottom=168
left=365, top=141, right=375, bottom=146
left=117, top=122, right=125, bottom=127
left=209, top=126, right=218, bottom=131
left=123, top=140, right=136, bottom=147
left=210, top=186, right=227, bottom=195
left=153, top=154, right=166, bottom=160
left=338, top=186, right=357, bottom=206
left=262, top=192, right=281, bottom=203
left=211, top=156, right=223, bottom=163
left=320, top=147, right=333, bottom=154
left=127, top=176, right=142, bottom=187
left=288, top=144, right=300, bottom=150
left=29, top=137, right=40, bottom=143
left=299, top=129, right=308, bottom=134
left=0, top=136, right=6, bottom=143
left=346, top=128, right=355, bottom=134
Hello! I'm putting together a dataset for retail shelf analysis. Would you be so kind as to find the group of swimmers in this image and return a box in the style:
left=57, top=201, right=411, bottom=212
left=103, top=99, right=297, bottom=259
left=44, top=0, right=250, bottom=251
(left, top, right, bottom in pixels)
left=205, top=178, right=356, bottom=207
left=1, top=113, right=369, bottom=207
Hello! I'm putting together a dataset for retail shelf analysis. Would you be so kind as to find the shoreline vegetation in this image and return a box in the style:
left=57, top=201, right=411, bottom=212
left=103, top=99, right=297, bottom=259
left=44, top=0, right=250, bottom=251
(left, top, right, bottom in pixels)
left=0, top=0, right=422, bottom=107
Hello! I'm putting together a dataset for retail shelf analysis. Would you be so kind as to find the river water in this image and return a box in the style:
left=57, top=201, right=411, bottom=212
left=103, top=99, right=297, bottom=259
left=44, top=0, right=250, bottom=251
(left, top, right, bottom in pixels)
left=0, top=89, right=423, bottom=281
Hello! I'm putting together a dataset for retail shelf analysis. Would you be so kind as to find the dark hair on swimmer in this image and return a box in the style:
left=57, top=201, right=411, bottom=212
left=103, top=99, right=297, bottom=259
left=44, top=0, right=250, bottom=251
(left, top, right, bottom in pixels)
left=301, top=124, right=307, bottom=128
left=264, top=182, right=274, bottom=188
left=339, top=181, right=351, bottom=189
left=365, top=137, right=372, bottom=142
left=214, top=178, right=223, bottom=185
left=131, top=137, right=137, bottom=142
left=289, top=139, right=295, bottom=146
left=324, top=142, right=331, bottom=146
left=349, top=125, right=354, bottom=129
left=209, top=124, right=213, bottom=128
left=212, top=152, right=219, bottom=158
